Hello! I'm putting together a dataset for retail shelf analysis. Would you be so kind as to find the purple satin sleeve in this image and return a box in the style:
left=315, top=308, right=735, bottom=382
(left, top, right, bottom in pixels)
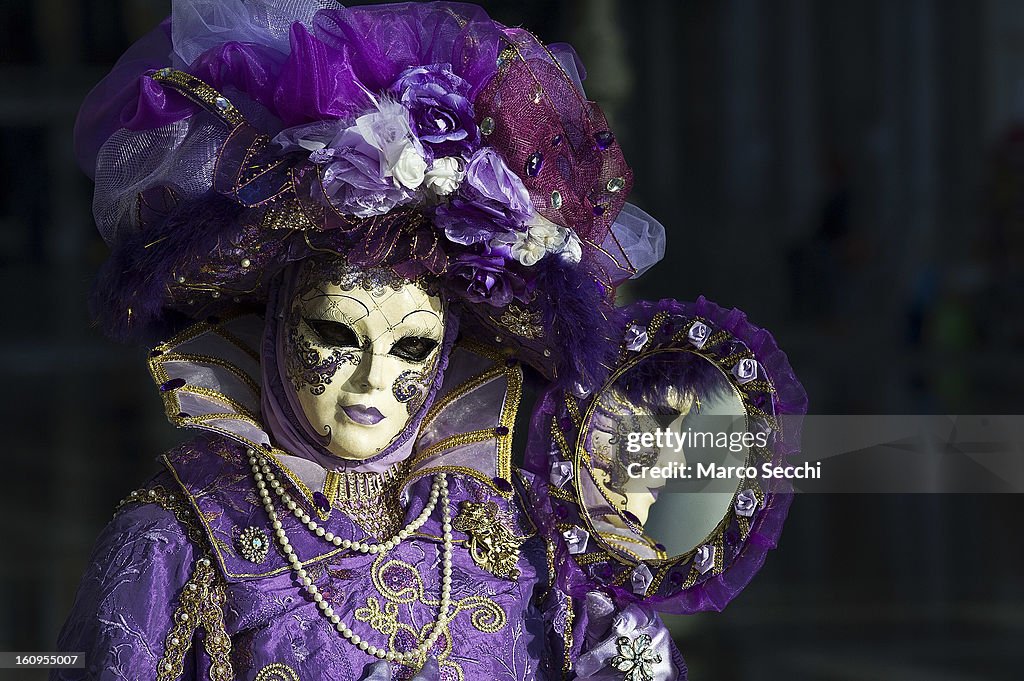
left=51, top=502, right=197, bottom=680
left=574, top=593, right=686, bottom=680
left=536, top=585, right=686, bottom=680
left=516, top=470, right=687, bottom=680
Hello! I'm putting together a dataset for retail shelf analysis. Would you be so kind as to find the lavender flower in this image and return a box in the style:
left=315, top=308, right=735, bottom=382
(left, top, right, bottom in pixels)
left=735, top=488, right=759, bottom=517
left=624, top=324, right=649, bottom=352
left=317, top=127, right=418, bottom=217
left=549, top=461, right=573, bottom=487
left=694, top=544, right=716, bottom=574
left=434, top=194, right=521, bottom=245
left=463, top=148, right=533, bottom=222
left=630, top=564, right=654, bottom=595
left=732, top=358, right=759, bottom=384
left=272, top=117, right=422, bottom=216
left=562, top=526, right=590, bottom=555
left=354, top=98, right=426, bottom=189
left=687, top=321, right=710, bottom=348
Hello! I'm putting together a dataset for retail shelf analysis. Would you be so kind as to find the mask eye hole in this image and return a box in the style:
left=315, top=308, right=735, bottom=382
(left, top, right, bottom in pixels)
left=389, top=336, right=438, bottom=362
left=304, top=318, right=361, bottom=348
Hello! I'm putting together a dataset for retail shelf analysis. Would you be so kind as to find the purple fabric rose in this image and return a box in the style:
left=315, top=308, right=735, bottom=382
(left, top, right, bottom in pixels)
left=694, top=544, right=716, bottom=575
left=390, top=64, right=479, bottom=157
left=562, top=525, right=590, bottom=554
left=271, top=121, right=418, bottom=217
left=464, top=147, right=533, bottom=221
left=687, top=321, right=710, bottom=348
left=434, top=194, right=521, bottom=245
left=434, top=148, right=534, bottom=245
left=550, top=460, right=573, bottom=487
left=735, top=488, right=759, bottom=517
left=449, top=251, right=523, bottom=307
left=630, top=563, right=654, bottom=595
left=319, top=128, right=418, bottom=217
left=731, top=357, right=759, bottom=384
left=624, top=324, right=649, bottom=352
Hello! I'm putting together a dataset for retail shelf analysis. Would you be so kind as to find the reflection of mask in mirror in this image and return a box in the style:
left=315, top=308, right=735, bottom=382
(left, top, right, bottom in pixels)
left=284, top=259, right=445, bottom=460
left=592, top=388, right=695, bottom=526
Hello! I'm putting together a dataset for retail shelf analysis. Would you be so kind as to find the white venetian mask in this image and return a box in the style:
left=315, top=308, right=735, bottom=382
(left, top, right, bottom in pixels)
left=284, top=260, right=445, bottom=460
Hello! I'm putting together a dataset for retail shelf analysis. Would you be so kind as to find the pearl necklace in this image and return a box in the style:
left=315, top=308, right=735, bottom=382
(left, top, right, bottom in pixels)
left=257, top=457, right=438, bottom=554
left=248, top=451, right=453, bottom=664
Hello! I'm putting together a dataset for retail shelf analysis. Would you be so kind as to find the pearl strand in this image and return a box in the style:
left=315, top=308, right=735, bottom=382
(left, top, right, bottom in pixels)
left=248, top=451, right=453, bottom=665
left=252, top=455, right=438, bottom=554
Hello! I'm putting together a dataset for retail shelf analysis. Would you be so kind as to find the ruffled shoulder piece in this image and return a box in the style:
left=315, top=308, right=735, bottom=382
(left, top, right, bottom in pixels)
left=148, top=316, right=525, bottom=498
left=405, top=340, right=523, bottom=497
left=149, top=314, right=271, bottom=451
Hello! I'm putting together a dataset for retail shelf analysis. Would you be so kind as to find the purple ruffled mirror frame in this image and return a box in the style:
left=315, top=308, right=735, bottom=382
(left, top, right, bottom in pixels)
left=523, top=296, right=807, bottom=615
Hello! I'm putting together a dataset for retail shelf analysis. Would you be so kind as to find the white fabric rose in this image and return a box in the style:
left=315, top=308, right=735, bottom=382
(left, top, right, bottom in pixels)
left=391, top=144, right=427, bottom=189
left=560, top=229, right=582, bottom=263
left=507, top=213, right=581, bottom=267
left=354, top=99, right=427, bottom=188
left=511, top=229, right=551, bottom=266
left=424, top=156, right=464, bottom=195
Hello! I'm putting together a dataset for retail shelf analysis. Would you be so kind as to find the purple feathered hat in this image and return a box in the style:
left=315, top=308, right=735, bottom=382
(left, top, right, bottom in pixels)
left=78, top=0, right=666, bottom=391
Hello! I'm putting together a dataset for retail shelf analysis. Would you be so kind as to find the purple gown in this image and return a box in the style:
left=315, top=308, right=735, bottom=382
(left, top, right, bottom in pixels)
left=52, top=436, right=687, bottom=680
left=52, top=320, right=688, bottom=681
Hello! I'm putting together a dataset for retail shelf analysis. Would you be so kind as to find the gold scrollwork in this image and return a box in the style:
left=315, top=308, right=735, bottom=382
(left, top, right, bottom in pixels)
left=452, top=501, right=524, bottom=580
left=254, top=663, right=301, bottom=681
left=451, top=595, right=507, bottom=634
left=156, top=556, right=234, bottom=681
left=354, top=597, right=400, bottom=636
left=360, top=553, right=509, bottom=677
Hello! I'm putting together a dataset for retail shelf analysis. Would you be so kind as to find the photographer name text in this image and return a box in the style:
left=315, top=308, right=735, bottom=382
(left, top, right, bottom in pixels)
left=626, top=461, right=821, bottom=480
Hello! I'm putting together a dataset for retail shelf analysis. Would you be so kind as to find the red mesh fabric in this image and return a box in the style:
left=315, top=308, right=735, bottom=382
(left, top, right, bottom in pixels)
left=474, top=29, right=634, bottom=272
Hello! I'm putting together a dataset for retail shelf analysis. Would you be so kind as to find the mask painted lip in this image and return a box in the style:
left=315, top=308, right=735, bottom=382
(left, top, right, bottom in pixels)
left=339, top=404, right=385, bottom=426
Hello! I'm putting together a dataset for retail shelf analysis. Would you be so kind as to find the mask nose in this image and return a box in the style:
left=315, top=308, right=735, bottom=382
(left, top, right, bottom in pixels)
left=354, top=351, right=390, bottom=392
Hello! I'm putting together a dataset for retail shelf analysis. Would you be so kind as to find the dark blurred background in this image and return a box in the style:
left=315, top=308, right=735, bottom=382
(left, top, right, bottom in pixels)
left=2, top=0, right=1023, bottom=679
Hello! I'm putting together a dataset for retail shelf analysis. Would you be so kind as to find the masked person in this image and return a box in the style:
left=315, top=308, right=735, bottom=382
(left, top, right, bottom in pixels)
left=56, top=3, right=806, bottom=679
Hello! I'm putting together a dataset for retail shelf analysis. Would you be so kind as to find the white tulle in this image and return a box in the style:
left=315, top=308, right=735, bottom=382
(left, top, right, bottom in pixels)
left=171, top=0, right=334, bottom=65
left=609, top=202, right=667, bottom=279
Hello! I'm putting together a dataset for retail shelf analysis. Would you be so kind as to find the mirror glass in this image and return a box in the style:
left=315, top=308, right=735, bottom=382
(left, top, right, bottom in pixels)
left=576, top=349, right=749, bottom=561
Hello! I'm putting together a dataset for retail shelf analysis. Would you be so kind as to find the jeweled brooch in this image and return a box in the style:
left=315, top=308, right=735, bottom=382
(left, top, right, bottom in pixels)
left=611, top=633, right=662, bottom=681
left=237, top=526, right=270, bottom=564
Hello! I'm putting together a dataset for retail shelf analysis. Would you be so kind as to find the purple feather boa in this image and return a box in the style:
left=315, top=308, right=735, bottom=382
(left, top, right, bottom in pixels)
left=527, top=255, right=619, bottom=392
left=89, top=193, right=248, bottom=343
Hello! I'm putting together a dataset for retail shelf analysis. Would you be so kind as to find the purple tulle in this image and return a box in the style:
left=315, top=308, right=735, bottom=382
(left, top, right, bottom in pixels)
left=77, top=1, right=505, bottom=155
left=311, top=3, right=503, bottom=100
left=74, top=18, right=175, bottom=176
